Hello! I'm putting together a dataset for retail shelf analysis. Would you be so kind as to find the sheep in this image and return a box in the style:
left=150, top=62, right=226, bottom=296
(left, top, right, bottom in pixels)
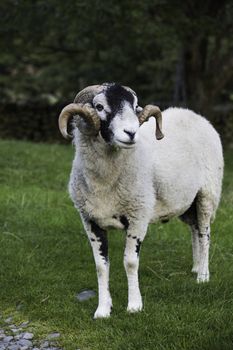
left=58, top=82, right=223, bottom=319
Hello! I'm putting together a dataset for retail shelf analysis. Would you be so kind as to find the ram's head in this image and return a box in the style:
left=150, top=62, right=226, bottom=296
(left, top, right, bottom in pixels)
left=59, top=83, right=164, bottom=148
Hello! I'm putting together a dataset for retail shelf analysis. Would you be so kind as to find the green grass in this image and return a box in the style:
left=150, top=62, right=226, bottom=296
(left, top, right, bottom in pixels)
left=0, top=139, right=233, bottom=350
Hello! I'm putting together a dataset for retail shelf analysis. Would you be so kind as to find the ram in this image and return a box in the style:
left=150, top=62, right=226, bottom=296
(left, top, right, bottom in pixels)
left=59, top=82, right=223, bottom=318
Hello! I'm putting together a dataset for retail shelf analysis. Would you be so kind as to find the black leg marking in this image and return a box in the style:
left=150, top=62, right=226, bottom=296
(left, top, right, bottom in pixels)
left=120, top=215, right=129, bottom=230
left=179, top=196, right=198, bottom=226
left=90, top=220, right=108, bottom=260
left=135, top=238, right=141, bottom=256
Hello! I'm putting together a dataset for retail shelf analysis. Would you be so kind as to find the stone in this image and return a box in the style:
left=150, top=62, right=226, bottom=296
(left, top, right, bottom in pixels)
left=11, top=328, right=22, bottom=334
left=8, top=345, right=20, bottom=350
left=14, top=334, right=23, bottom=340
left=3, top=335, right=14, bottom=342
left=17, top=339, right=32, bottom=347
left=4, top=317, right=13, bottom=324
left=76, top=290, right=96, bottom=302
left=47, top=333, right=60, bottom=340
left=20, top=322, right=29, bottom=328
left=40, top=340, right=49, bottom=348
left=22, top=333, right=34, bottom=340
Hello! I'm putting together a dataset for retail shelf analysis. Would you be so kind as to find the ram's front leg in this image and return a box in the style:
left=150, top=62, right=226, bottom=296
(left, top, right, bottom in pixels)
left=83, top=219, right=112, bottom=319
left=124, top=222, right=147, bottom=313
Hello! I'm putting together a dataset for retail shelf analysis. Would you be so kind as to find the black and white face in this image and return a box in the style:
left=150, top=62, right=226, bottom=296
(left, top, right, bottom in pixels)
left=92, top=84, right=142, bottom=148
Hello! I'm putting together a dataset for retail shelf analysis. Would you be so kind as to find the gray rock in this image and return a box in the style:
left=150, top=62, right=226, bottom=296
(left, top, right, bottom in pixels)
left=11, top=328, right=22, bottom=334
left=20, top=346, right=30, bottom=350
left=17, top=339, right=32, bottom=347
left=40, top=340, right=49, bottom=348
left=22, top=333, right=34, bottom=340
left=20, top=322, right=29, bottom=328
left=76, top=290, right=96, bottom=301
left=14, top=334, right=23, bottom=340
left=3, top=335, right=14, bottom=342
left=4, top=317, right=13, bottom=324
left=47, top=333, right=60, bottom=340
left=8, top=345, right=20, bottom=350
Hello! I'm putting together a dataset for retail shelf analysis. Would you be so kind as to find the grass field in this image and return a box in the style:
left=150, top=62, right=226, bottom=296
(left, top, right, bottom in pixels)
left=0, top=139, right=233, bottom=350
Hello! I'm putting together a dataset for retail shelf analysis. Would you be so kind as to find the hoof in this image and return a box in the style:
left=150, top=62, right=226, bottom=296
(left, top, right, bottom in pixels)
left=127, top=301, right=143, bottom=313
left=197, top=273, right=209, bottom=283
left=94, top=307, right=111, bottom=319
left=93, top=299, right=112, bottom=319
left=191, top=266, right=199, bottom=274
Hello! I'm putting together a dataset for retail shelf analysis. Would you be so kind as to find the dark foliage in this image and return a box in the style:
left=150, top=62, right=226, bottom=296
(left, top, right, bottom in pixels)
left=0, top=0, right=232, bottom=144
left=0, top=104, right=68, bottom=143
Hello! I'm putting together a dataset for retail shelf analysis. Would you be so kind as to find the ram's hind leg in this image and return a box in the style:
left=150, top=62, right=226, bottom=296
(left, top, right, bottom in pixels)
left=179, top=197, right=200, bottom=274
left=190, top=224, right=200, bottom=274
left=196, top=192, right=213, bottom=283
left=83, top=219, right=112, bottom=319
left=180, top=193, right=212, bottom=282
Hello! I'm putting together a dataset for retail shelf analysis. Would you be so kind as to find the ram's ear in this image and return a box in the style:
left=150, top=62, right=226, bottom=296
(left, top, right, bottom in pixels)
left=136, top=106, right=143, bottom=115
left=74, top=116, right=97, bottom=136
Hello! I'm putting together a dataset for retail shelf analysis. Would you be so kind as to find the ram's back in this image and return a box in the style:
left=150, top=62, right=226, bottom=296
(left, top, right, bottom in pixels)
left=138, top=107, right=224, bottom=222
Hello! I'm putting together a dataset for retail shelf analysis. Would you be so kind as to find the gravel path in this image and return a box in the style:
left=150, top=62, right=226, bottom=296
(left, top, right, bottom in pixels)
left=0, top=315, right=63, bottom=350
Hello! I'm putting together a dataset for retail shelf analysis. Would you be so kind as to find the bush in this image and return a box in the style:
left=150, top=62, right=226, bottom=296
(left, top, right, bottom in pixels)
left=0, top=103, right=68, bottom=143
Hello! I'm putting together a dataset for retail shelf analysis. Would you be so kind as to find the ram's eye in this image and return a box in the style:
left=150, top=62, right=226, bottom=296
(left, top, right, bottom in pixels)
left=96, top=104, right=104, bottom=111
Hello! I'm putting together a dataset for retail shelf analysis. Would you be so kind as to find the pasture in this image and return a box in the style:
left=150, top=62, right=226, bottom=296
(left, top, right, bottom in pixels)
left=0, top=139, right=233, bottom=350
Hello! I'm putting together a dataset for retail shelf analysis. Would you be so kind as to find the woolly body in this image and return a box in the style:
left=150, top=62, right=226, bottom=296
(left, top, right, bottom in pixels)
left=69, top=107, right=223, bottom=229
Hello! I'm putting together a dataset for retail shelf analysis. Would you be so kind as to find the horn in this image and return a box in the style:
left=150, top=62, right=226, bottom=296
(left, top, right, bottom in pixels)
left=138, top=105, right=164, bottom=140
left=58, top=103, right=100, bottom=139
left=59, top=85, right=102, bottom=139
left=74, top=85, right=103, bottom=104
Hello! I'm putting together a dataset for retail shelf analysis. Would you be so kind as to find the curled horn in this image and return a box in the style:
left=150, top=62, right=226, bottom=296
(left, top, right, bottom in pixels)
left=58, top=103, right=101, bottom=139
left=58, top=85, right=102, bottom=139
left=138, top=105, right=164, bottom=140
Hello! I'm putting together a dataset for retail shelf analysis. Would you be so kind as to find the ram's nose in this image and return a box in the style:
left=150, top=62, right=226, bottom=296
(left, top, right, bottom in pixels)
left=124, top=130, right=136, bottom=141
